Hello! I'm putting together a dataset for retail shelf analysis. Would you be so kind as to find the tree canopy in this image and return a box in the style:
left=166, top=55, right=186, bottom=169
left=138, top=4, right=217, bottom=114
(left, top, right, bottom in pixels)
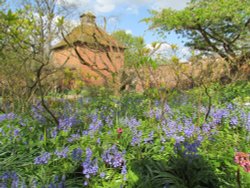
left=144, top=0, right=250, bottom=67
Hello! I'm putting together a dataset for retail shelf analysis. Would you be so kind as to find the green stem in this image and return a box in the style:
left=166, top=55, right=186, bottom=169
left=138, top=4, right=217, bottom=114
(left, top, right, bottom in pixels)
left=236, top=167, right=241, bottom=188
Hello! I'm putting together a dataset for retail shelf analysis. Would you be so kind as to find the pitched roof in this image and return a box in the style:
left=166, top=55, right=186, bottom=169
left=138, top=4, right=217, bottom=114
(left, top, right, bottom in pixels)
left=52, top=23, right=125, bottom=50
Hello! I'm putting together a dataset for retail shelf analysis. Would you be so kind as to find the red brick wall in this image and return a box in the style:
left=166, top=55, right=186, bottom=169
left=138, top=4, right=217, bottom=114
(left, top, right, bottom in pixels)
left=52, top=45, right=124, bottom=86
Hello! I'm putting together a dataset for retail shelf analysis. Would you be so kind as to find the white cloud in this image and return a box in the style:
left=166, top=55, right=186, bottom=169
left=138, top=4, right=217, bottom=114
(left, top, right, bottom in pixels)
left=58, top=0, right=89, bottom=6
left=126, top=6, right=139, bottom=14
left=152, top=0, right=190, bottom=10
left=58, top=0, right=190, bottom=14
left=125, top=29, right=133, bottom=34
left=94, top=3, right=115, bottom=13
left=146, top=43, right=191, bottom=62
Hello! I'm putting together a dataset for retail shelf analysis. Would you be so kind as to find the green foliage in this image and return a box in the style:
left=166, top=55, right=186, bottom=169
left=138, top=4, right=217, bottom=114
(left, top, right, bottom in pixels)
left=0, top=83, right=249, bottom=187
left=144, top=0, right=250, bottom=65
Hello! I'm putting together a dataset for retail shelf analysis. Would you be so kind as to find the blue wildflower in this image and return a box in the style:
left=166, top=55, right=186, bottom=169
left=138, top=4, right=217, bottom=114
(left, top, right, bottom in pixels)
left=100, top=172, right=105, bottom=178
left=82, top=148, right=98, bottom=179
left=72, top=148, right=83, bottom=161
left=55, top=147, right=69, bottom=159
left=230, top=116, right=238, bottom=126
left=34, top=152, right=51, bottom=165
left=102, top=145, right=125, bottom=168
left=58, top=116, right=78, bottom=130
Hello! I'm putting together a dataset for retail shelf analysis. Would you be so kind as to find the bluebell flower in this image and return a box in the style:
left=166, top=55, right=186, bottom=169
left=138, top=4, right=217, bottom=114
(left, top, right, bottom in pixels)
left=202, top=123, right=211, bottom=134
left=58, top=116, right=78, bottom=130
left=13, top=129, right=20, bottom=137
left=121, top=165, right=127, bottom=175
left=67, top=134, right=80, bottom=143
left=160, top=146, right=165, bottom=151
left=82, top=148, right=98, bottom=179
left=55, top=147, right=69, bottom=159
left=72, top=148, right=83, bottom=161
left=88, top=114, right=103, bottom=135
left=122, top=117, right=140, bottom=129
left=96, top=138, right=101, bottom=144
left=102, top=145, right=125, bottom=168
left=174, top=135, right=185, bottom=144
left=50, top=128, right=58, bottom=138
left=131, top=131, right=142, bottom=146
left=211, top=108, right=229, bottom=124
left=100, top=172, right=105, bottom=178
left=230, top=116, right=238, bottom=126
left=144, top=131, right=154, bottom=144
left=226, top=103, right=234, bottom=110
left=34, top=152, right=51, bottom=165
left=31, top=104, right=46, bottom=123
left=0, top=112, right=16, bottom=122
left=83, top=181, right=88, bottom=186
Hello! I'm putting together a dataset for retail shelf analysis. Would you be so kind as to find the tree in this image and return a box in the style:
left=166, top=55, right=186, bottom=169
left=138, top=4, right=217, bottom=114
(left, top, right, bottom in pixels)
left=144, top=0, right=250, bottom=76
left=112, top=30, right=167, bottom=91
left=0, top=0, right=72, bottom=124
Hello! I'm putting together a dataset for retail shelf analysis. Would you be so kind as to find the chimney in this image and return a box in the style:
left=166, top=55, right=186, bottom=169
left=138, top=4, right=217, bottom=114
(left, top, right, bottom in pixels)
left=80, top=12, right=96, bottom=26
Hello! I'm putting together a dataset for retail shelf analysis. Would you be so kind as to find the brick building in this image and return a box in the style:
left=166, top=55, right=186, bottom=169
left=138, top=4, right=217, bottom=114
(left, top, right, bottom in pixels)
left=52, top=12, right=125, bottom=87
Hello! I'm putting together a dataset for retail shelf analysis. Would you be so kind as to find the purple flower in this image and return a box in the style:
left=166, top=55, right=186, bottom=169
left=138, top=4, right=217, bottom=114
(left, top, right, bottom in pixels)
left=202, top=123, right=211, bottom=134
left=211, top=109, right=229, bottom=124
left=184, top=125, right=194, bottom=138
left=55, top=147, right=69, bottom=159
left=58, top=116, right=78, bottom=130
left=13, top=129, right=20, bottom=137
left=88, top=114, right=103, bottom=135
left=144, top=131, right=154, bottom=144
left=31, top=104, right=46, bottom=123
left=100, top=172, right=105, bottom=178
left=34, top=152, right=51, bottom=165
left=230, top=116, right=238, bottom=126
left=226, top=103, right=234, bottom=110
left=121, top=165, right=127, bottom=175
left=82, top=148, right=98, bottom=179
left=174, top=135, right=185, bottom=144
left=0, top=172, right=18, bottom=188
left=51, top=128, right=58, bottom=138
left=72, top=148, right=83, bottom=161
left=131, top=131, right=142, bottom=146
left=102, top=145, right=125, bottom=168
left=123, top=117, right=140, bottom=129
left=83, top=181, right=88, bottom=186
left=0, top=112, right=16, bottom=122
left=67, top=134, right=80, bottom=143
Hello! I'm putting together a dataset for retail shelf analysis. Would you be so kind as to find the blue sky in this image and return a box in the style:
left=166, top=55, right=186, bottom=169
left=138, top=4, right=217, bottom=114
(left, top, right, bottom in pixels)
left=60, top=0, right=190, bottom=47
left=8, top=0, right=191, bottom=59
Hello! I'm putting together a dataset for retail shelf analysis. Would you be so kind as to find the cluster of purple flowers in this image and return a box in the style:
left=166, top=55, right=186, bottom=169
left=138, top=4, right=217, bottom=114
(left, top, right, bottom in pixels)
left=82, top=148, right=99, bottom=180
left=34, top=152, right=51, bottom=165
left=0, top=112, right=16, bottom=123
left=161, top=118, right=200, bottom=144
left=130, top=130, right=142, bottom=146
left=144, top=131, right=154, bottom=144
left=174, top=140, right=201, bottom=158
left=88, top=114, right=103, bottom=136
left=148, top=103, right=173, bottom=120
left=122, top=117, right=140, bottom=129
left=67, top=133, right=81, bottom=143
left=210, top=108, right=229, bottom=124
left=102, top=145, right=125, bottom=168
left=71, top=148, right=83, bottom=161
left=58, top=116, right=78, bottom=131
left=31, top=104, right=47, bottom=123
left=122, top=117, right=143, bottom=146
left=0, top=172, right=19, bottom=188
left=55, top=147, right=69, bottom=159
